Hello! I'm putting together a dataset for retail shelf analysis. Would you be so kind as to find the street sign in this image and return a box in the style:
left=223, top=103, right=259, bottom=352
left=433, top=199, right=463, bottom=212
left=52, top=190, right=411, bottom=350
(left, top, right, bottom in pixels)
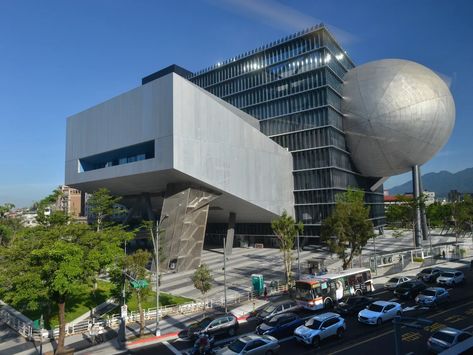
left=131, top=279, right=149, bottom=289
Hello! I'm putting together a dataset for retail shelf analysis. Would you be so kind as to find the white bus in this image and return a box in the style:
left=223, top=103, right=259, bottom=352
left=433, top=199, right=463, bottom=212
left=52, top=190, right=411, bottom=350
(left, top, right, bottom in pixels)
left=294, top=268, right=374, bottom=311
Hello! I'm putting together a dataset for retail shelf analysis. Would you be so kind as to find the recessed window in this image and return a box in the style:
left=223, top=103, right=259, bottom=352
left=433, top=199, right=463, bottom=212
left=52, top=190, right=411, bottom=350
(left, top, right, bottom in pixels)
left=78, top=140, right=155, bottom=172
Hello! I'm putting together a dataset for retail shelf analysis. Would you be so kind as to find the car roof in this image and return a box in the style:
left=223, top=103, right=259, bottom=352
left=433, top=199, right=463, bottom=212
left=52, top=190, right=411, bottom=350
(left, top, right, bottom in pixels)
left=434, top=327, right=463, bottom=336
left=372, top=300, right=397, bottom=306
left=239, top=334, right=264, bottom=343
left=313, top=312, right=341, bottom=321
left=270, top=312, right=298, bottom=321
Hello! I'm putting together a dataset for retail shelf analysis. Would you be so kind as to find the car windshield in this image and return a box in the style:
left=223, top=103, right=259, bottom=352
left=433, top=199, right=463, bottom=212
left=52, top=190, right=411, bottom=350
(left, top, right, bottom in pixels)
left=305, top=317, right=322, bottom=329
left=388, top=277, right=399, bottom=283
left=367, top=304, right=384, bottom=312
left=197, top=318, right=212, bottom=328
left=267, top=317, right=281, bottom=326
left=228, top=339, right=246, bottom=352
left=345, top=298, right=359, bottom=305
left=398, top=283, right=413, bottom=289
left=421, top=290, right=436, bottom=296
left=263, top=305, right=276, bottom=313
left=433, top=331, right=455, bottom=344
left=422, top=268, right=432, bottom=274
left=441, top=272, right=454, bottom=278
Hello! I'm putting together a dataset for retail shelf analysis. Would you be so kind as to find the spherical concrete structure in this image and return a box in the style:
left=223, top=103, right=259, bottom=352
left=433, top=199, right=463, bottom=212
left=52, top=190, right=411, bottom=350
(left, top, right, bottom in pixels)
left=341, top=59, right=455, bottom=177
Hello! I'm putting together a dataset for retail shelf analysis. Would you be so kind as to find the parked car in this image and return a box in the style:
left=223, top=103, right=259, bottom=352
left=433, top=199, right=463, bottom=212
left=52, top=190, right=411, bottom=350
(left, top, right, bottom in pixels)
left=416, top=267, right=443, bottom=283
left=436, top=270, right=465, bottom=286
left=248, top=299, right=299, bottom=323
left=415, top=287, right=449, bottom=307
left=427, top=327, right=472, bottom=353
left=358, top=300, right=402, bottom=325
left=215, top=334, right=280, bottom=355
left=180, top=314, right=239, bottom=341
left=394, top=280, right=426, bottom=299
left=335, top=296, right=375, bottom=316
left=294, top=312, right=346, bottom=347
left=255, top=312, right=304, bottom=339
left=384, top=276, right=411, bottom=290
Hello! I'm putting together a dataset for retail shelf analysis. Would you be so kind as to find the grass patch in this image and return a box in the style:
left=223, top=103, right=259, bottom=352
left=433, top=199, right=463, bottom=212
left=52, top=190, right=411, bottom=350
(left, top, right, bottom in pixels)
left=22, top=280, right=112, bottom=329
left=126, top=291, right=192, bottom=312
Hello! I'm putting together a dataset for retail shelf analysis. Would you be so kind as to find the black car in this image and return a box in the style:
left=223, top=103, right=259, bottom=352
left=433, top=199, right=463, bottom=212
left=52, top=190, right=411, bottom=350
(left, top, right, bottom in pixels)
left=394, top=280, right=427, bottom=299
left=248, top=299, right=299, bottom=324
left=179, top=314, right=239, bottom=341
left=416, top=267, right=443, bottom=283
left=255, top=312, right=304, bottom=339
left=335, top=296, right=375, bottom=315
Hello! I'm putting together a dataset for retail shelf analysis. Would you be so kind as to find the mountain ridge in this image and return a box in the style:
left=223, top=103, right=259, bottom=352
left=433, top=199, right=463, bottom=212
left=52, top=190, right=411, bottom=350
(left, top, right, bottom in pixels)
left=387, top=167, right=473, bottom=197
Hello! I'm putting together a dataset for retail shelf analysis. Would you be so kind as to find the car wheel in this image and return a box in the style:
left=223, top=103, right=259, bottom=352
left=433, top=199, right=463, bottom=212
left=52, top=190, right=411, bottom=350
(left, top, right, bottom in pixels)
left=337, top=327, right=345, bottom=338
left=228, top=327, right=236, bottom=337
left=312, top=336, right=320, bottom=348
left=355, top=289, right=362, bottom=296
left=377, top=318, right=382, bottom=326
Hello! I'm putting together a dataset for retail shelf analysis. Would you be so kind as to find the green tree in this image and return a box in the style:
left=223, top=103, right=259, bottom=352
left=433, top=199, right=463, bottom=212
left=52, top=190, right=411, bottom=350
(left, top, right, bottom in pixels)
left=192, top=264, right=213, bottom=301
left=35, top=188, right=64, bottom=226
left=87, top=188, right=123, bottom=231
left=271, top=211, right=304, bottom=284
left=321, top=189, right=375, bottom=270
left=0, top=218, right=129, bottom=353
left=0, top=203, right=15, bottom=218
left=426, top=202, right=452, bottom=228
left=123, top=249, right=152, bottom=337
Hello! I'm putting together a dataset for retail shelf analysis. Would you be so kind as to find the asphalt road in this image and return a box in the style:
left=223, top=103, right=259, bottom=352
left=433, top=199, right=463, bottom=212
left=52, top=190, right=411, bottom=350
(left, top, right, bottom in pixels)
left=129, top=263, right=473, bottom=355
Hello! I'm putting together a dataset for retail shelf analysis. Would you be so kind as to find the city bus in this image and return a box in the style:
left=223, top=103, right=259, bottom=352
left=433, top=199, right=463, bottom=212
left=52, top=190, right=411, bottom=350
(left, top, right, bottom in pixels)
left=294, top=268, right=374, bottom=311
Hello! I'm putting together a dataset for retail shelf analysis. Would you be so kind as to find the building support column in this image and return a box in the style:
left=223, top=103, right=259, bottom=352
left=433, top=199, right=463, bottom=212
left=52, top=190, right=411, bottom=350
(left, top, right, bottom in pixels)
left=159, top=184, right=219, bottom=272
left=417, top=166, right=429, bottom=241
left=412, top=165, right=422, bottom=247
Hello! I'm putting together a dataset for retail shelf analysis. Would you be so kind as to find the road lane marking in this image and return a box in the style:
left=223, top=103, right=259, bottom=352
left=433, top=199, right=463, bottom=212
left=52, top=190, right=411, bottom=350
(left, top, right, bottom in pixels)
left=163, top=340, right=181, bottom=355
left=424, top=322, right=445, bottom=333
left=402, top=331, right=421, bottom=342
left=327, top=299, right=473, bottom=355
left=463, top=325, right=473, bottom=331
left=445, top=315, right=466, bottom=323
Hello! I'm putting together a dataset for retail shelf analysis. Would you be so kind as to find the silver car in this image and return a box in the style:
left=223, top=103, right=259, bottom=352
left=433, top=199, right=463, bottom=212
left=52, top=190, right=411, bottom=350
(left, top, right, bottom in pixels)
left=427, top=327, right=472, bottom=353
left=415, top=287, right=449, bottom=307
left=384, top=276, right=411, bottom=290
left=215, top=334, right=280, bottom=355
left=436, top=270, right=465, bottom=286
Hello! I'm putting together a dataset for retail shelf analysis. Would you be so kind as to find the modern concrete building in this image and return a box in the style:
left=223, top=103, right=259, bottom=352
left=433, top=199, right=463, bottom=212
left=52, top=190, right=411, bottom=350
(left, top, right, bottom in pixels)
left=66, top=24, right=454, bottom=271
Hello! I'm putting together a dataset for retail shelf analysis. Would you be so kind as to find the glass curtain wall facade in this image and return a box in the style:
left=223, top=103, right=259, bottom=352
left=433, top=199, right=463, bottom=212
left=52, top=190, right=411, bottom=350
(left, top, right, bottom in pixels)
left=188, top=25, right=385, bottom=239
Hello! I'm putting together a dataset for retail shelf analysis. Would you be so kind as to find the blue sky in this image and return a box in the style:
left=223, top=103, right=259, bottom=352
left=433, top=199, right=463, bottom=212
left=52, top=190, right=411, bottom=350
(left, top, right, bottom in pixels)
left=0, top=0, right=472, bottom=207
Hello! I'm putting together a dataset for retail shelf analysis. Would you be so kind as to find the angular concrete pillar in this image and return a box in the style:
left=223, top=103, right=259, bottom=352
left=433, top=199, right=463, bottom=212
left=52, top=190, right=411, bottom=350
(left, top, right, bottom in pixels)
left=159, top=184, right=219, bottom=272
left=225, top=212, right=236, bottom=257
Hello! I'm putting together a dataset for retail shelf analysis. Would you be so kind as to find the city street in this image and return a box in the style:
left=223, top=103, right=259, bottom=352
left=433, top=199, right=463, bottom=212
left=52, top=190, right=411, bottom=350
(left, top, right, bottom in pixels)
left=129, top=261, right=473, bottom=355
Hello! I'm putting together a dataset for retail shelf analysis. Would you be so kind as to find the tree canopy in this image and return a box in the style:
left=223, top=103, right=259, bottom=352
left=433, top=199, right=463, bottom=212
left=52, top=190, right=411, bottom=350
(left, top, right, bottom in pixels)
left=321, top=189, right=375, bottom=270
left=192, top=264, right=213, bottom=298
left=87, top=187, right=124, bottom=231
left=271, top=211, right=304, bottom=284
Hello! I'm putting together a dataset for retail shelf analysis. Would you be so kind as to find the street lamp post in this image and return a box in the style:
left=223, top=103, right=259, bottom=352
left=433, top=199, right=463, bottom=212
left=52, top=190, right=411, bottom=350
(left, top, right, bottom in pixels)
left=154, top=215, right=168, bottom=336
left=223, top=237, right=227, bottom=314
left=296, top=233, right=301, bottom=279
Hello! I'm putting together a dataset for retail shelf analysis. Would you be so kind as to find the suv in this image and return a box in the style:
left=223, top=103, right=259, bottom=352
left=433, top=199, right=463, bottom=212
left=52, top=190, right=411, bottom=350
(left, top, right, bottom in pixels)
left=436, top=270, right=465, bottom=286
left=384, top=276, right=411, bottom=290
left=294, top=312, right=346, bottom=347
left=417, top=267, right=443, bottom=283
left=180, top=314, right=239, bottom=340
left=335, top=296, right=375, bottom=316
left=249, top=299, right=299, bottom=323
left=394, top=280, right=426, bottom=299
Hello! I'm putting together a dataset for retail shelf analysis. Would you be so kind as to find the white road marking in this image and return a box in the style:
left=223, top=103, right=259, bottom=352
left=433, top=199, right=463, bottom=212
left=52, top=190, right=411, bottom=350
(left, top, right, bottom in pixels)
left=462, top=325, right=473, bottom=331
left=163, top=340, right=181, bottom=355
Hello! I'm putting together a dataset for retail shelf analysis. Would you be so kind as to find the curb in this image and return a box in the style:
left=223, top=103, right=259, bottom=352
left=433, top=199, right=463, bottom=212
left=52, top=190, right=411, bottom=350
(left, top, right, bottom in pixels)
left=125, top=314, right=251, bottom=349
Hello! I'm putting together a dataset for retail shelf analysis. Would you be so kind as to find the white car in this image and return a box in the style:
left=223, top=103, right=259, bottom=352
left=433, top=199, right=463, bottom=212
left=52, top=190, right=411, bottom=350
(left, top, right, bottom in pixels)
left=215, top=334, right=280, bottom=355
left=436, top=270, right=465, bottom=286
left=384, top=276, right=411, bottom=290
left=358, top=300, right=402, bottom=325
left=294, top=312, right=346, bottom=347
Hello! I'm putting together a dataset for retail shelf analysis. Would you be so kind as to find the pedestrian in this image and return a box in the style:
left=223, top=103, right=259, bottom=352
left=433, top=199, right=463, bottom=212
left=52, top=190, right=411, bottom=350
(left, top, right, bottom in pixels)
left=470, top=259, right=473, bottom=271
left=264, top=286, right=268, bottom=301
left=442, top=250, right=446, bottom=259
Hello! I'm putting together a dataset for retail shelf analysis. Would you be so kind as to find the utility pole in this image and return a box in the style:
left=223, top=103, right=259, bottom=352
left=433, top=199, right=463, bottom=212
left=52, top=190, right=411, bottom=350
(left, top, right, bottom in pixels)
left=223, top=237, right=228, bottom=314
